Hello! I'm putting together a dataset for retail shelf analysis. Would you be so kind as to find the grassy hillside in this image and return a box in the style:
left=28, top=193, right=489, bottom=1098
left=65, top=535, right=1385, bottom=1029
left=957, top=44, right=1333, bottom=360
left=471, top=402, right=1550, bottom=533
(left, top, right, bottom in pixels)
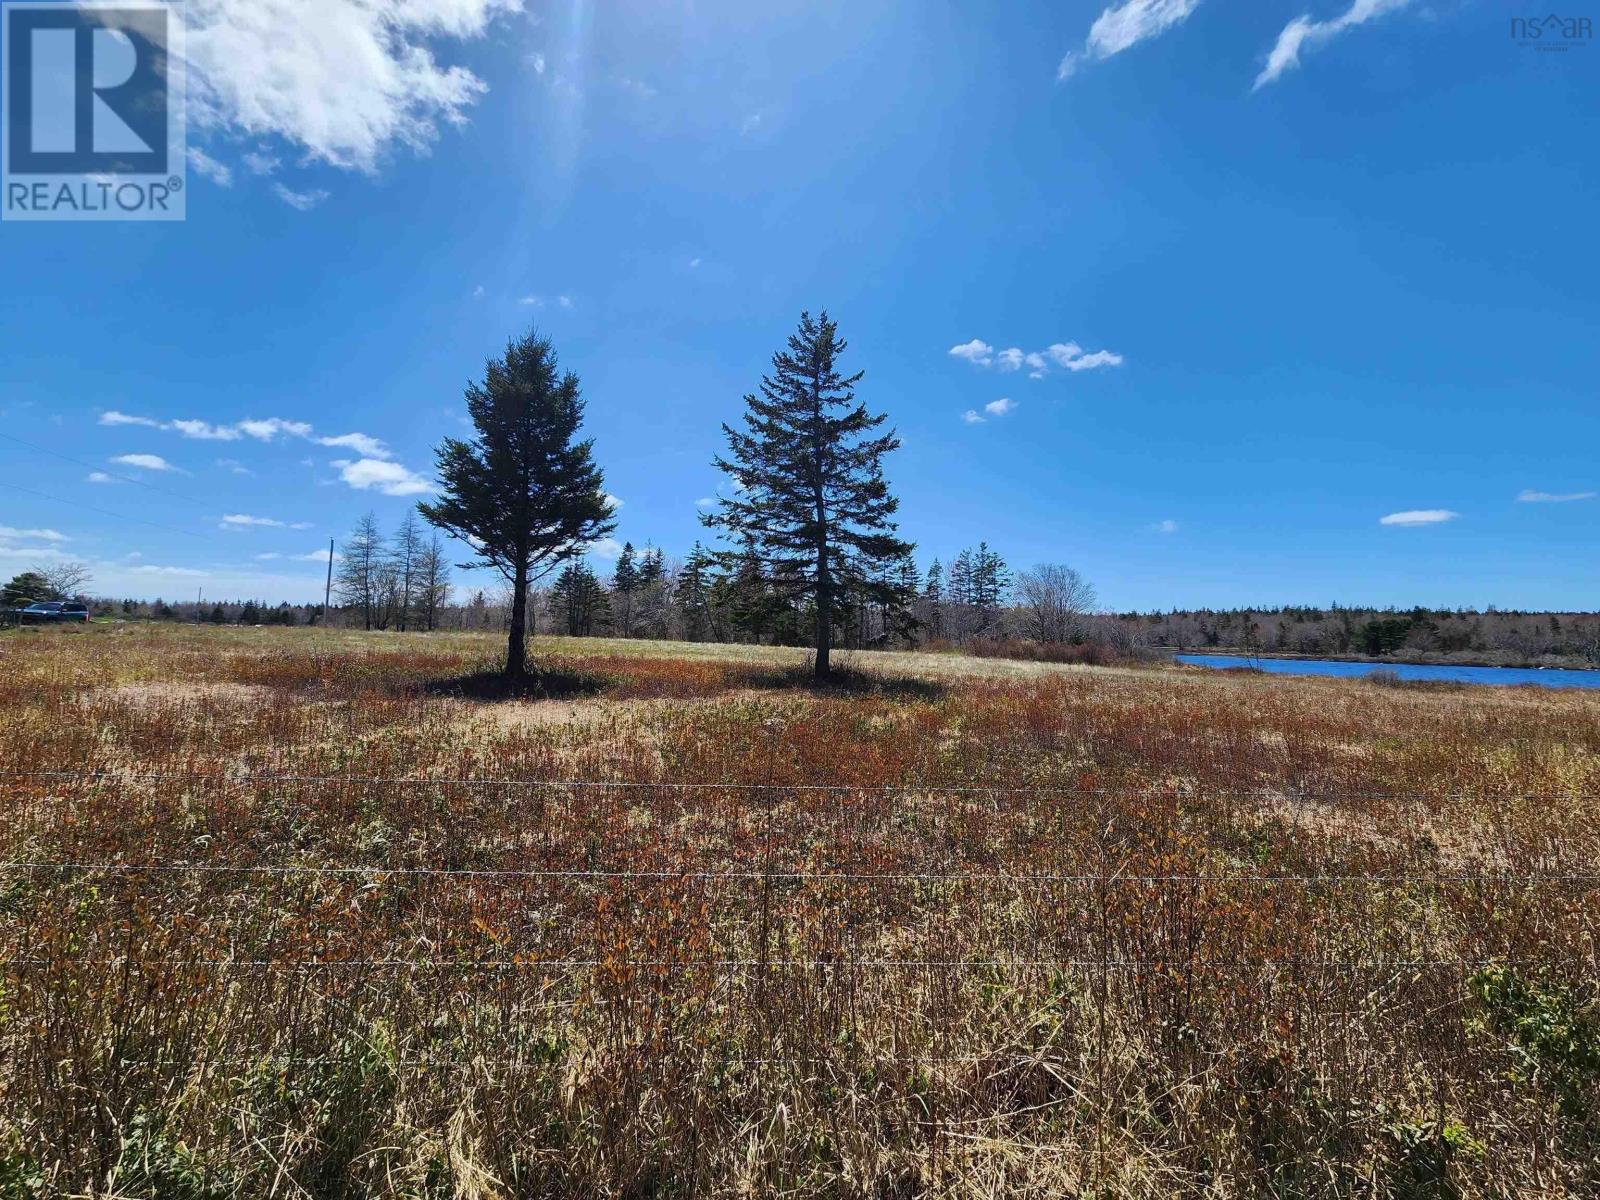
left=2, top=625, right=1597, bottom=1196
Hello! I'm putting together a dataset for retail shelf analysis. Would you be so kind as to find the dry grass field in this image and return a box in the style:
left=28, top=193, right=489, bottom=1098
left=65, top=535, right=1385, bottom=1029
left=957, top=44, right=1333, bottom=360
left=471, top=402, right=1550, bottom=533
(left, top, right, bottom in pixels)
left=1, top=624, right=1597, bottom=1198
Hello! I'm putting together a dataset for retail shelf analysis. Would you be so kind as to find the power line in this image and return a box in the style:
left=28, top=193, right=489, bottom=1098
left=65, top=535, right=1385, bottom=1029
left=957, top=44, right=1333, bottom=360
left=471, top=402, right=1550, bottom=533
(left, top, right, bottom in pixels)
left=0, top=481, right=205, bottom=540
left=0, top=430, right=205, bottom=505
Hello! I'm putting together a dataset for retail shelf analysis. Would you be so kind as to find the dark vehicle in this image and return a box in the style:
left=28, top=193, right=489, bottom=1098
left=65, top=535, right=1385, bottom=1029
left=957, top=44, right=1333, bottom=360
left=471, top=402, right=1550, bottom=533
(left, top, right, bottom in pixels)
left=11, top=602, right=89, bottom=625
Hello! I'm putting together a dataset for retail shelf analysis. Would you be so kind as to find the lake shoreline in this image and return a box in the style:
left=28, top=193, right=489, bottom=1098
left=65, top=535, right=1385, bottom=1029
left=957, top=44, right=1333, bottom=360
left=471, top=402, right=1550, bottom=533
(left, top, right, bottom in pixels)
left=1176, top=653, right=1600, bottom=691
left=1172, top=648, right=1598, bottom=672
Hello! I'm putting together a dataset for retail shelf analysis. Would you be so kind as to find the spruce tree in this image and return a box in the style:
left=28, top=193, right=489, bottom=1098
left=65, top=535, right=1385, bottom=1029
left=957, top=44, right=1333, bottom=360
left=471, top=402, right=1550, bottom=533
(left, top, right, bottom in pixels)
left=420, top=332, right=615, bottom=677
left=704, top=311, right=911, bottom=677
left=612, top=542, right=639, bottom=637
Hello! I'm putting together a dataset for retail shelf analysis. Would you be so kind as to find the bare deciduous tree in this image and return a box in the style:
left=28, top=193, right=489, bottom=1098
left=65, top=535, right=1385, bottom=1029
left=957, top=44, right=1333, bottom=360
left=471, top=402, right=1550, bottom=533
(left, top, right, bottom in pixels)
left=1016, top=564, right=1098, bottom=644
left=38, top=560, right=92, bottom=600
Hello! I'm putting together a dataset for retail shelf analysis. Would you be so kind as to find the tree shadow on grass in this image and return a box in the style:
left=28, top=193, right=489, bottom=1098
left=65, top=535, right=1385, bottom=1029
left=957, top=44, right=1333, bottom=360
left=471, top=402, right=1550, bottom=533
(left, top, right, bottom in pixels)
left=421, top=666, right=610, bottom=703
left=748, top=664, right=947, bottom=702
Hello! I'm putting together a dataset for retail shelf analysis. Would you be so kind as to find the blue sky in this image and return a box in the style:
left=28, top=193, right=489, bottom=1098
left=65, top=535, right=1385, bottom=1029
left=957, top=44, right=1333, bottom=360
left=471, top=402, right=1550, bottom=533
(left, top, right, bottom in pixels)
left=1, top=0, right=1595, bottom=610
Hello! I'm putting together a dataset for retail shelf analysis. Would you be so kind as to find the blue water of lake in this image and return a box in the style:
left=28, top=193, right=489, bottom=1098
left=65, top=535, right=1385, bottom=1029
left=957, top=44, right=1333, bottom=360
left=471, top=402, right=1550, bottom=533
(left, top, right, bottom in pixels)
left=1175, top=654, right=1600, bottom=690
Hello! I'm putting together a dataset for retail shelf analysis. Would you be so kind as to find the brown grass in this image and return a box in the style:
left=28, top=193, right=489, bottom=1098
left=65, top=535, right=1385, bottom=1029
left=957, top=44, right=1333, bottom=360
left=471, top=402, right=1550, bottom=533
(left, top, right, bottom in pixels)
left=1, top=624, right=1597, bottom=1197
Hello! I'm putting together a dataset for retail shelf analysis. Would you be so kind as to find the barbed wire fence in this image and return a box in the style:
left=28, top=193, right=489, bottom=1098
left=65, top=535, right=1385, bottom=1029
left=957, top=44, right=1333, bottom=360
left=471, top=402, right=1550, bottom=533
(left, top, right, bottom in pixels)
left=2, top=766, right=1595, bottom=1086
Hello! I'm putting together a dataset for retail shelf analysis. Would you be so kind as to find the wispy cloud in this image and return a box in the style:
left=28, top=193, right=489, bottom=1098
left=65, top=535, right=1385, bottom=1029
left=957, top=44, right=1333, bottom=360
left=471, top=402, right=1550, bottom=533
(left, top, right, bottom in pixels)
left=86, top=472, right=118, bottom=485
left=112, top=453, right=180, bottom=472
left=0, top=526, right=67, bottom=542
left=961, top=409, right=987, bottom=425
left=187, top=147, right=233, bottom=186
left=1254, top=0, right=1410, bottom=90
left=100, top=410, right=162, bottom=429
left=984, top=398, right=1015, bottom=417
left=1152, top=519, right=1179, bottom=534
left=950, top=338, right=1124, bottom=377
left=242, top=150, right=280, bottom=176
left=100, top=411, right=388, bottom=458
left=1516, top=489, right=1595, bottom=504
left=273, top=183, right=330, bottom=211
left=1058, top=0, right=1203, bottom=81
left=315, top=432, right=391, bottom=459
left=1379, top=509, right=1458, bottom=527
left=221, top=514, right=313, bottom=530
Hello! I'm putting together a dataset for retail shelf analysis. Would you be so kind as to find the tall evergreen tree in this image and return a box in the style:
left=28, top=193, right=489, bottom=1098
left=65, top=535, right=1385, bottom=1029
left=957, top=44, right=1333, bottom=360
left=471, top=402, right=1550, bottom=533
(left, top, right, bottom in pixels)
left=550, top=562, right=610, bottom=636
left=420, top=332, right=616, bottom=678
left=678, top=541, right=716, bottom=642
left=703, top=311, right=911, bottom=678
left=612, top=542, right=639, bottom=637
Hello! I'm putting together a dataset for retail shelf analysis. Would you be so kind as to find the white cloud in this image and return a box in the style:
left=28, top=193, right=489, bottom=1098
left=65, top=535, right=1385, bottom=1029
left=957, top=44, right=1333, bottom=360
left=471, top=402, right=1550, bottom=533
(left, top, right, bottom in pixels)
left=316, top=432, right=391, bottom=459
left=221, top=514, right=313, bottom=530
left=603, top=493, right=623, bottom=510
left=1254, top=0, right=1410, bottom=90
left=128, top=564, right=208, bottom=578
left=273, top=183, right=330, bottom=211
left=949, top=339, right=994, bottom=366
left=0, top=526, right=67, bottom=542
left=1379, top=509, right=1458, bottom=527
left=112, top=453, right=178, bottom=472
left=689, top=257, right=702, bottom=269
left=169, top=418, right=242, bottom=441
left=740, top=111, right=763, bottom=136
left=254, top=553, right=283, bottom=561
left=86, top=472, right=118, bottom=485
left=294, top=548, right=339, bottom=563
left=1058, top=0, right=1203, bottom=81
left=1516, top=489, right=1595, bottom=504
left=519, top=295, right=544, bottom=307
left=961, top=409, right=986, bottom=425
left=1047, top=342, right=1125, bottom=371
left=1152, top=519, right=1179, bottom=534
left=237, top=417, right=314, bottom=441
left=589, top=537, right=624, bottom=561
left=99, top=410, right=161, bottom=428
left=332, top=458, right=433, bottom=497
left=984, top=398, right=1015, bottom=417
left=953, top=338, right=1124, bottom=377
left=218, top=459, right=253, bottom=476
left=530, top=52, right=546, bottom=75
left=558, top=295, right=573, bottom=308
left=695, top=497, right=717, bottom=508
left=187, top=147, right=234, bottom=186
left=185, top=0, right=521, bottom=173
left=472, top=284, right=485, bottom=298
left=242, top=150, right=280, bottom=176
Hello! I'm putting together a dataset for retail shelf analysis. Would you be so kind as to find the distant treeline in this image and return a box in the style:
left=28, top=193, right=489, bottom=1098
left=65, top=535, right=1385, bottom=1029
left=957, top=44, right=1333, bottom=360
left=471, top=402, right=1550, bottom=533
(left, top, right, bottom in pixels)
left=1131, top=606, right=1600, bottom=667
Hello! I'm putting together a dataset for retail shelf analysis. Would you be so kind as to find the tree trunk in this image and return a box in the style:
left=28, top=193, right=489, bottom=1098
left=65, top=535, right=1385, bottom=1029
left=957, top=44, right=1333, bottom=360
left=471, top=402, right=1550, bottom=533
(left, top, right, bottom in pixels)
left=815, top=550, right=831, bottom=679
left=507, top=560, right=529, bottom=678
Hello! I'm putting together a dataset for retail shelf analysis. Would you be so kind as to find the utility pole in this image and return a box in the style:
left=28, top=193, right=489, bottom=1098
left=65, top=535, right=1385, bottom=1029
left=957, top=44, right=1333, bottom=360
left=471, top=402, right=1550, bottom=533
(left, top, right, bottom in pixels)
left=322, top=538, right=334, bottom=625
